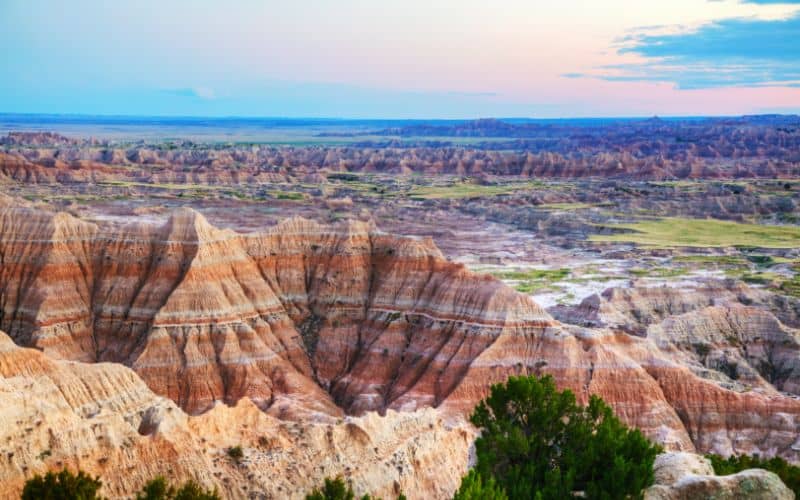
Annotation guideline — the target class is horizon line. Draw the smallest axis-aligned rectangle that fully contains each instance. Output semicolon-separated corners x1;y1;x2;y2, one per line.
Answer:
2;111;798;123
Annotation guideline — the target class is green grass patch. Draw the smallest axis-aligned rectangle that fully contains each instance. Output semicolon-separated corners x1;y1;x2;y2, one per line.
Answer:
273;191;306;201
408;181;543;200
672;255;749;266
739;272;780;285
492;269;570;281
490;268;570;294
649;180;704;189
591;217;800;249
779;277;800;298
99;180;223;191
537;202;594;210
628;267;688;278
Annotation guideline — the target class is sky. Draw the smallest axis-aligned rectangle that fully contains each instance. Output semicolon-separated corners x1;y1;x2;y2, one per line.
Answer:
1;0;799;118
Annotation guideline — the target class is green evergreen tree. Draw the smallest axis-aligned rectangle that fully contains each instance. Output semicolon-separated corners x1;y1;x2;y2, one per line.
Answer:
136;476;219;500
707;453;800;495
172;481;220;500
21;468;103;500
305;477;357;500
453;470;508;500
305;476;392;500
462;375;661;500
137;477;172;500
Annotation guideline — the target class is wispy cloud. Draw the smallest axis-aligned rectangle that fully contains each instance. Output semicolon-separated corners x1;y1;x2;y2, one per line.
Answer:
162;87;216;99
572;11;800;89
444;91;499;98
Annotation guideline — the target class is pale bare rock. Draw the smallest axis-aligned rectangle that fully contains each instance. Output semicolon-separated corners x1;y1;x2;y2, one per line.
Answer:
0;330;474;499
647;305;800;395
1;203;800;465
645;452;794;500
651;452;715;485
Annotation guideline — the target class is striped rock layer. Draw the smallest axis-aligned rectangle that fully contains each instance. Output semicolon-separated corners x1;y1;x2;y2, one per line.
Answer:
0;204;551;418
1;203;800;460
0;330;474;499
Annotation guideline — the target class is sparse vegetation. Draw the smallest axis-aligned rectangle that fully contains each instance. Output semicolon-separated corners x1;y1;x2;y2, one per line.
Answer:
715;359;740;380
137;476;220;500
454;470;508;500
274;191;306;201
591;217;800;249
692;342;711;358
303;476;408;500
457;375;661;499
227;445;244;463
22;468;103;500
629;267;688;278
779;275;800;298
21;470;220;500
304;477;385;500
490;268;570;294
408;181;542;200
707;454;800;495
536;202;594;210
740;271;779;285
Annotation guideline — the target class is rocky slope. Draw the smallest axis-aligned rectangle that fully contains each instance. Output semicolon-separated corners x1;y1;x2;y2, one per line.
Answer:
645;452;794;500
4;114;800;183
0;330;473;499
1;202;800;465
552;282;800;396
2;327;795;499
0;200;554;418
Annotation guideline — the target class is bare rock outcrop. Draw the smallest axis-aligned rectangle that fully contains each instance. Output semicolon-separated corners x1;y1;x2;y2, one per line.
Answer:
645;452;794;500
1;204;800;462
0;330;474;499
648;305;800;396
0;204;554;418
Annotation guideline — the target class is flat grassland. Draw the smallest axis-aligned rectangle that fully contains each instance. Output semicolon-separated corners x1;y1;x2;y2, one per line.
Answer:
591;217;800;249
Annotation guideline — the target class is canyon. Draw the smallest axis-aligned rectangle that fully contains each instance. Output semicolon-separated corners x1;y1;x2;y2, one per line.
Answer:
1;118;799;498
1;197;800;497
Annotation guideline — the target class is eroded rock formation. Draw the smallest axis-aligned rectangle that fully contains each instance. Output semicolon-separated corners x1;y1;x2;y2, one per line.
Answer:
1;202;800;467
0;330;473;499
645;452;794;500
0;201;554;418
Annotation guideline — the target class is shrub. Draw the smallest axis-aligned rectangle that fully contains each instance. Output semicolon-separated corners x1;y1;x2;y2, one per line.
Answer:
707;454;800;495
692;342;711;358
460;375;662;500
306;477;358;500
305;477;392;500
21;468;102;500
453;470;508;500
226;445;244;463
137;476;220;500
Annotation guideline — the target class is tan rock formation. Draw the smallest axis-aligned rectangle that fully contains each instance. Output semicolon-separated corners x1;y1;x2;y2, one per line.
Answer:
0;330;474;499
645;452;794;500
1;204;799;464
0;203;554;419
648;304;800;396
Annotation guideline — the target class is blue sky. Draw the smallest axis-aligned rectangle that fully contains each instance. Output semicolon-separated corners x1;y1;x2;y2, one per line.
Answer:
1;0;799;118
606;11;800;88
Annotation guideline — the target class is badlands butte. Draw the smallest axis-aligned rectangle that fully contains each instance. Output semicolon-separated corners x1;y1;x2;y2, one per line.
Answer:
2;201;800;498
1;117;800;498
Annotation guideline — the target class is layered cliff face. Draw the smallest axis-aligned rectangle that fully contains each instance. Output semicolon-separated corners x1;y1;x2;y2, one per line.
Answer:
1;202;800;465
648;305;800;396
0;202;553;418
1;326;796;499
